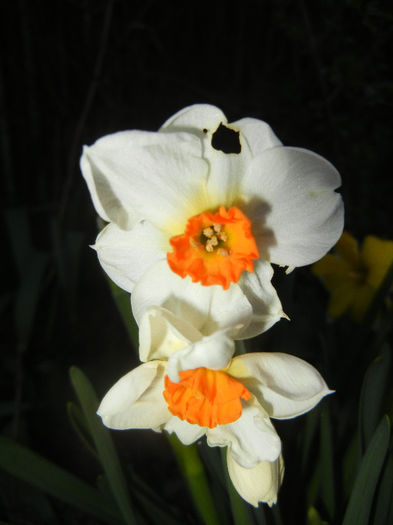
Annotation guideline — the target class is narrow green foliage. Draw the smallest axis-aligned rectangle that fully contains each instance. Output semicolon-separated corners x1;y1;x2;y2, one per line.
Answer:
69;366;137;525
66;401;98;459
107;279;139;350
373;452;393;525
359;345;391;451
307;506;329;525
0;436;121;524
343;416;390;525
319;407;335;521
168;434;222;525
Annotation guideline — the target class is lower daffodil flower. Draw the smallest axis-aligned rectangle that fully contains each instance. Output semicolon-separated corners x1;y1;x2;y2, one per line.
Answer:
312;231;393;321
98;308;332;506
81;104;343;337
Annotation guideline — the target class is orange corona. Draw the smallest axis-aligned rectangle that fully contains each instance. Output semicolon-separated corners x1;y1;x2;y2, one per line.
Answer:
163;368;251;428
167;206;259;289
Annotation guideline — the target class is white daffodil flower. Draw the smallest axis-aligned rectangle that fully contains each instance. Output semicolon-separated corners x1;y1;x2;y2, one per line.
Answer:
97;307;332;507
81;104;343;337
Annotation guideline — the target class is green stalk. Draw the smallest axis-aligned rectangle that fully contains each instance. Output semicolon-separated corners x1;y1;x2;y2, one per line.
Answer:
168;434;221;525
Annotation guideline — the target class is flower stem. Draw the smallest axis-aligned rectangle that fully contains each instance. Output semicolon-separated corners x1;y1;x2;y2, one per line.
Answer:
167;434;221;525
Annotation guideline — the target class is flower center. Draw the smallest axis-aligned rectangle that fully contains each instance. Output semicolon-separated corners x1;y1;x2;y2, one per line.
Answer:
167;206;259;289
163;367;251;428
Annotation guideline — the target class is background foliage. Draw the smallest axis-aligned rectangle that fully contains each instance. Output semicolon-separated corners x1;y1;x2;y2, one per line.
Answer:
1;1;392;524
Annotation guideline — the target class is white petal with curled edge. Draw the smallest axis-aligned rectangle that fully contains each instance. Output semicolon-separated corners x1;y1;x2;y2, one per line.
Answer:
139;306;202;363
237;260;285;339
206;401;281;468
160;103;227;135
241;146;344;267
94;221;167;293
232;117;283;157
97;361;170;430
82;130;209;232
164;416;207;445
228;353;333;419
167;328;235;383
227;450;284;507
131;260;253;336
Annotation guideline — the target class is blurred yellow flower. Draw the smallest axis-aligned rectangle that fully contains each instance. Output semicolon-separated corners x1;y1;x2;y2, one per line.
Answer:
312;231;393;321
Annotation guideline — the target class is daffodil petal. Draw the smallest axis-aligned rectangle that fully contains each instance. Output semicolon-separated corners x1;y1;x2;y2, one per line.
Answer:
361;235;393;288
82;130;209;231
233;117;282;156
94;221;167;292
164;416;207;445
237;260;285;339
206;402;281;468
312;254;353;285
226;450;284;507
241;147;344;267
97;361;170;430
167;329;235;383
227;353;332;419
139;306;202;362
131;260;253;337
160;103;227;134
327;281;358;317
334;231;360;266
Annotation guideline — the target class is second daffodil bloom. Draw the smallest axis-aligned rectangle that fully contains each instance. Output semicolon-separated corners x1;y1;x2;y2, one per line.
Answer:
97;307;332;507
81;104;344;337
313;231;393;321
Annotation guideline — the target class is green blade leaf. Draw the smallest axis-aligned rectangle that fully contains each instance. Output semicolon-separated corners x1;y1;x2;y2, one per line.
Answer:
373;452;393;525
359;345;391;451
107;279;139;350
69;366;137;525
343;416;390;525
319;406;335;521
0;436;121;524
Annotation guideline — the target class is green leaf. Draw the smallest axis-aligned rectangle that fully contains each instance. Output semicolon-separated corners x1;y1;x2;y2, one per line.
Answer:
343;416;390;525
107;279;139;350
359;345;391;451
319;407;335;521
373;452;393;525
168;434;222;525
307;506;329;525
67;401;98;459
69;366;137;525
0;436;121;524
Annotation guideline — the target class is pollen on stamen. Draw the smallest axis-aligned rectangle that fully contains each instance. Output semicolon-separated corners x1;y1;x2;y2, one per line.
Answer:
167;205;259;289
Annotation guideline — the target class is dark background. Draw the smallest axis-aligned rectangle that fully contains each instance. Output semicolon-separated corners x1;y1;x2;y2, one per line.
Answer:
1;1;392;523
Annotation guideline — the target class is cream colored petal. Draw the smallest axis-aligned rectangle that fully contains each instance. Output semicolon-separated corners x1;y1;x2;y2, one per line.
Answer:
206;401;281;468
241;147;344;267
233;117;282;156
160;103;227;135
227;450;284;507
82;130;209;232
228;353;332;419
94;221;167;293
237;261;285;339
164;417;207;445
139;306;202;362
167;328;235;383
97;361;170;430
131;260;253;337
